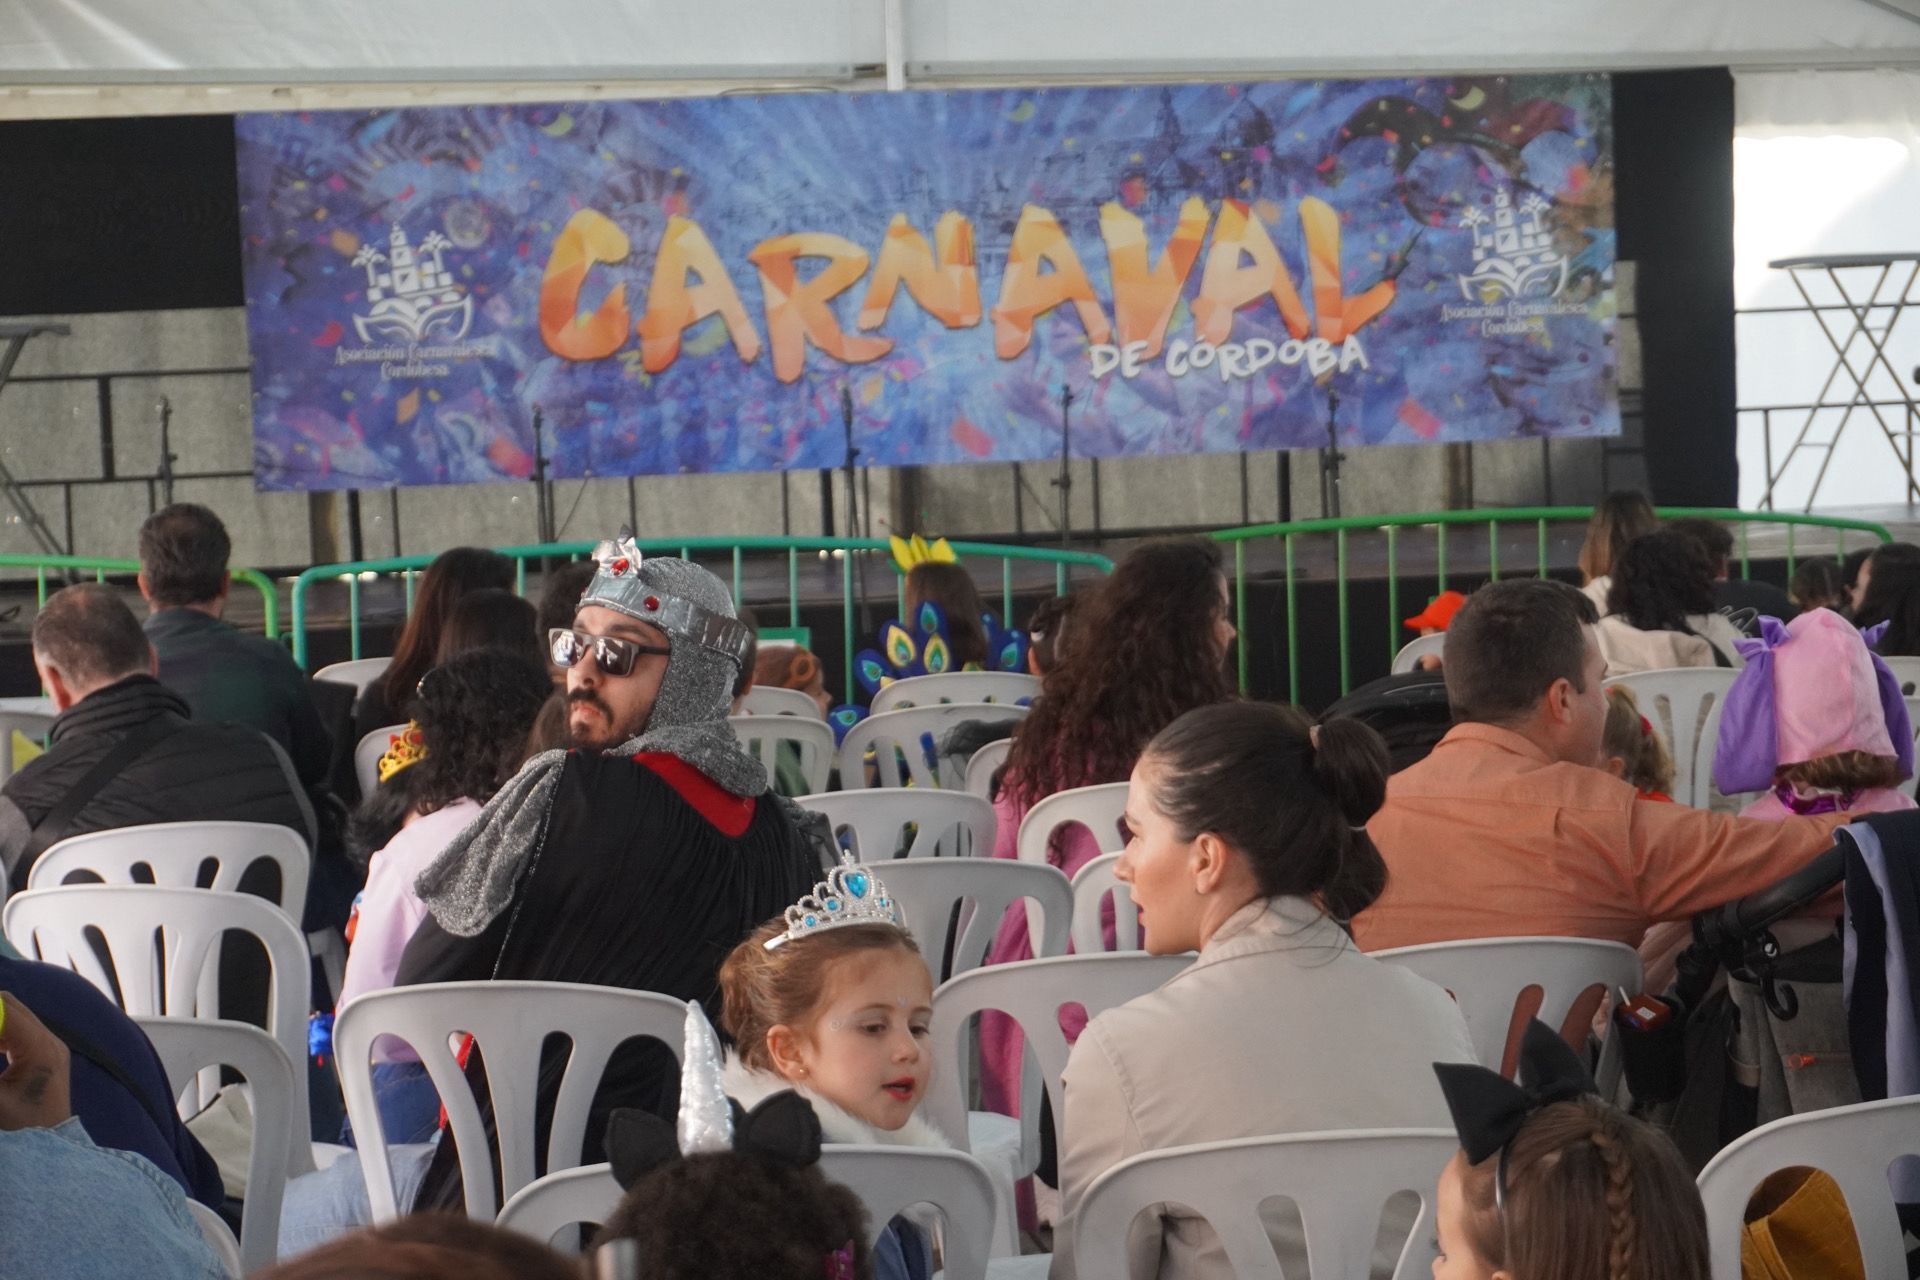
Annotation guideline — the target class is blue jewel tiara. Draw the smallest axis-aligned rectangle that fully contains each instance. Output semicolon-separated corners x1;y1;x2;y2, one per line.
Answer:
764;852;898;950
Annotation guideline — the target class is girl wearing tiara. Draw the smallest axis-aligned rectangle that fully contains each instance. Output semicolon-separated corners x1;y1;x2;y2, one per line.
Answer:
718;859;947;1280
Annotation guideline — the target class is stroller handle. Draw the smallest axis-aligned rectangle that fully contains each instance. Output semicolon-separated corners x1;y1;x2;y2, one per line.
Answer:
1690;832;1851;956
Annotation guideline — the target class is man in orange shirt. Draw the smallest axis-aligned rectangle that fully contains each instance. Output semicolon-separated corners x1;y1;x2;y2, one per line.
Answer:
1354;578;1843;953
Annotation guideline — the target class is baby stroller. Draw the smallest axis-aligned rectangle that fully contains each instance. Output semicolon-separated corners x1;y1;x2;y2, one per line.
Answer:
1644;812;1919;1175
1320;670;1451;773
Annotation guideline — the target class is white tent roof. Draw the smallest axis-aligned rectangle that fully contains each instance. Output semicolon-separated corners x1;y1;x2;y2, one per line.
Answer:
6;0;1920;88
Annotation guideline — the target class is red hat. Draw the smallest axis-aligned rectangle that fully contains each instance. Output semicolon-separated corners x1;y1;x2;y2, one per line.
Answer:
1403;590;1468;633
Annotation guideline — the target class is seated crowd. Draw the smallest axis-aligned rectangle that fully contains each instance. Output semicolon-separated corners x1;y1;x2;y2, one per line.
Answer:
3;495;1915;1280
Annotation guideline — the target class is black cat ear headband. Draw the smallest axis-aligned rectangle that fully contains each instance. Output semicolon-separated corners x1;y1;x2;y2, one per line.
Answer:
1431;1018;1597;1210
604;1091;823;1187
602;999;825;1183
591;1002;848;1280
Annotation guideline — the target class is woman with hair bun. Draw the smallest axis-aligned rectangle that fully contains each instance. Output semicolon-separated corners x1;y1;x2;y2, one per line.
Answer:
1050;701;1476;1280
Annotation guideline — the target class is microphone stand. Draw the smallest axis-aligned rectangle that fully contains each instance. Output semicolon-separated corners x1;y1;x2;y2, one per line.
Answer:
842;383;872;637
841;385;860;540
1319;384;1344;520
1051;383;1075;548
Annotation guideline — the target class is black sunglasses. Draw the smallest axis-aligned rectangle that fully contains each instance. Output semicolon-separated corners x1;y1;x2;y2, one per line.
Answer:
548;628;672;677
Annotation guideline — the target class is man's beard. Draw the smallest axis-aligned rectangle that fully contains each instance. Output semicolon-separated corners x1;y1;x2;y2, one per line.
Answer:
567;689;647;749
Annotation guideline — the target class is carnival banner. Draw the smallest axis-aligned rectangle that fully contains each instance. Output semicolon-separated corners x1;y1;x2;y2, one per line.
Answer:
236;76;1615;491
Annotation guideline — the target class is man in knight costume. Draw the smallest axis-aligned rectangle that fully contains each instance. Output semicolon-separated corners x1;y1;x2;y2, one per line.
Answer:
394;531;826;1213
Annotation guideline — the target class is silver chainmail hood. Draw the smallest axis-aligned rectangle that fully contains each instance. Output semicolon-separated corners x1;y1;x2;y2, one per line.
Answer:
413;542;768;936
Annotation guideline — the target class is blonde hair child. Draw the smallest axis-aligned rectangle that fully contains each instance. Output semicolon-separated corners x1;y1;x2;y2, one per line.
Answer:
718;908;947;1280
1602;685;1676;801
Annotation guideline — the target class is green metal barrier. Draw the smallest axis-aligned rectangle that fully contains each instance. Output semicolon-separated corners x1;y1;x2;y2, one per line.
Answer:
1209;507;1895;702
0;555;281;640
290;536;1111;696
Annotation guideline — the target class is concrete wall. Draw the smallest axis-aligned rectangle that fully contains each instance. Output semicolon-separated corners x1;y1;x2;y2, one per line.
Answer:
0;275;1639;568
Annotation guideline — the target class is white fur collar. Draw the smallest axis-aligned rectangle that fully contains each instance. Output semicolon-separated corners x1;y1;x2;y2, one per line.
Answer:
722;1055;950;1151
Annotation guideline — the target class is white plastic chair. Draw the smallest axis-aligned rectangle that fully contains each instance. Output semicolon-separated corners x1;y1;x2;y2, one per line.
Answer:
798;789;996;862
1073;1129;1458;1280
1604;667;1737;808
822;1146;999;1280
5;885;318;1169
32;820;311;915
30;819;341;1005
1391;633;1446;674
928;952;1193;1255
837;703;1029;790
0;709;54;784
1696;1095;1920;1280
1882;654;1920;696
137;1016;298;1275
964;737;1012;799
729;713;836;794
1372;937;1642;1083
314;657;393;692
882;859;1072;979
1070;853;1142;953
497;1146;1000;1279
332;981;688;1221
1904;694;1920;752
738;685;827;719
871;672;1040;714
189;1202;243;1279
355;723;411;800
495;1163;622;1247
1015;782;1128;948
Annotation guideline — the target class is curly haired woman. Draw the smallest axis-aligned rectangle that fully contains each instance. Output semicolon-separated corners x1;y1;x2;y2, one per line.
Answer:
977;539;1237;1187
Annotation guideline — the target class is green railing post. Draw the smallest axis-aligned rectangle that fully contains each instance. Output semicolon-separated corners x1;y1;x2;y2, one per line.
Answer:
1437;525;1448;592
1385;526;1399;669
842;551;855;702
1536;518;1548;578
1487;521;1500;581
348;574;362;661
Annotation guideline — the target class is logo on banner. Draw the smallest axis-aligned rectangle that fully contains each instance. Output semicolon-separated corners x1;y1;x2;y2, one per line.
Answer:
1457;191;1567;303
351;224;473;343
336;222;497;379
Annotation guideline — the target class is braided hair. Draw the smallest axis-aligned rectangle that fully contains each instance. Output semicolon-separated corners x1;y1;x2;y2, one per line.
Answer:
1457;1098;1708;1280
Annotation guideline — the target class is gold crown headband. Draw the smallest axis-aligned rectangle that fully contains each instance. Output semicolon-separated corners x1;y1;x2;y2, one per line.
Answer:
376;721;427;784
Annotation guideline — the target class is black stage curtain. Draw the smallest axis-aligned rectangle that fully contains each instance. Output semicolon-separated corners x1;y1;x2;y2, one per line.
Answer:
0;114;242;316
1614;67;1738;507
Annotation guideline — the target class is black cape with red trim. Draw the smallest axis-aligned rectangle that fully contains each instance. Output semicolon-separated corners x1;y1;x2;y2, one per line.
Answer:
394;748;821;1214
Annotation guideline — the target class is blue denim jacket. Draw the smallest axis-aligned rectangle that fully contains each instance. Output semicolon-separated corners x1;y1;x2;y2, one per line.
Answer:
0;1119;226;1279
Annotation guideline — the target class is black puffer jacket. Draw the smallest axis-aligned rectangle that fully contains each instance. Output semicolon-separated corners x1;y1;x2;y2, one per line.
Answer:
0;675;314;892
